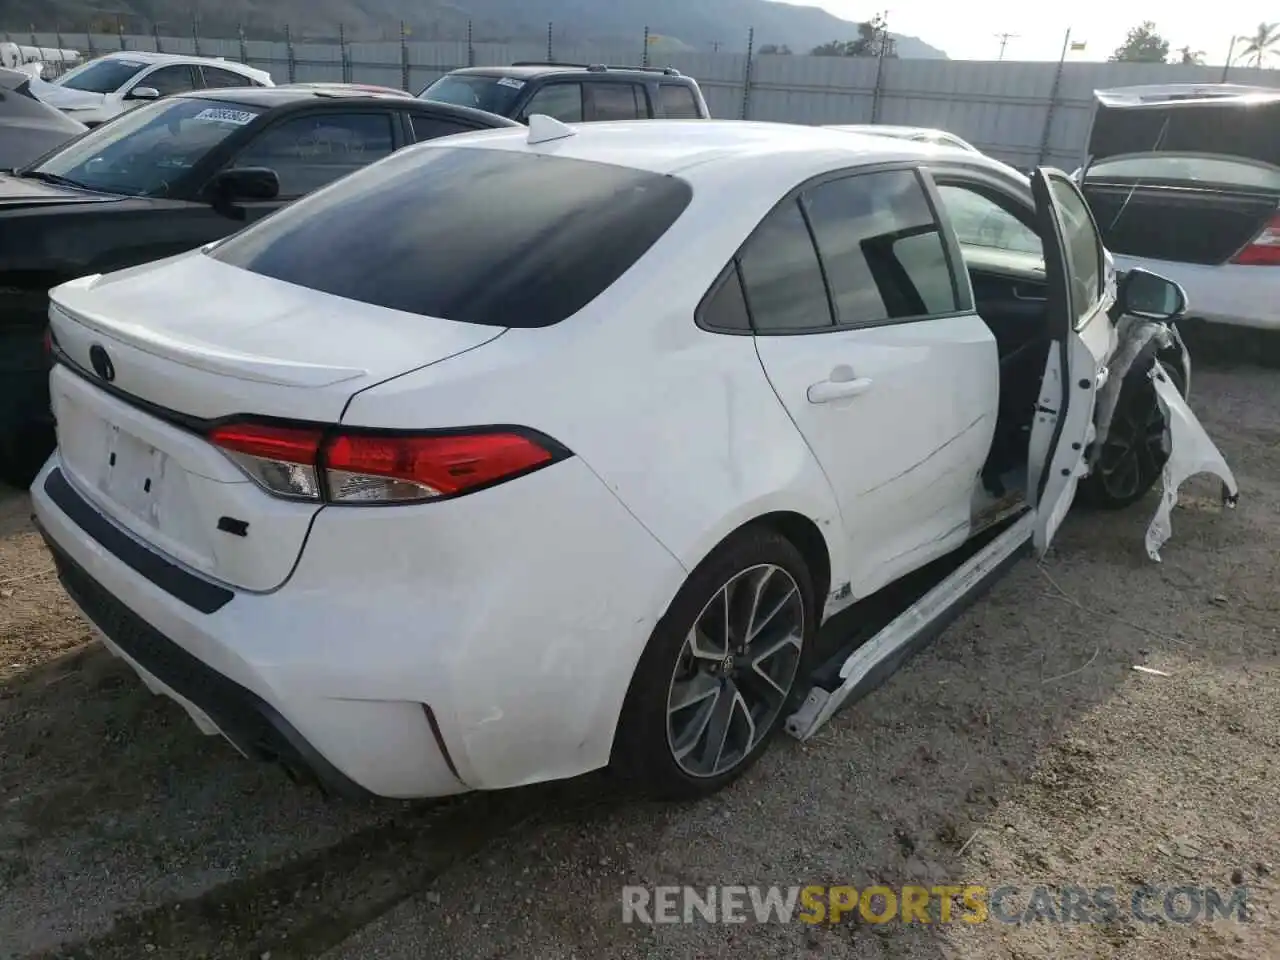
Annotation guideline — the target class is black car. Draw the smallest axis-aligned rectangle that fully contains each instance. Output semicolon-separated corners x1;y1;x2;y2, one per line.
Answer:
418;62;710;123
0;66;86;168
0;85;519;487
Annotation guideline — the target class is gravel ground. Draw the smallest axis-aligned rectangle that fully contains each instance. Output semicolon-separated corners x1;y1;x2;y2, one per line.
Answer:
0;363;1276;960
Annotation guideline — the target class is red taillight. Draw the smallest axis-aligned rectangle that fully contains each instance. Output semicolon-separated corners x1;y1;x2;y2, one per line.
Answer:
1231;213;1280;266
209;423;325;501
324;431;555;503
208;422;561;504
209;423;324;464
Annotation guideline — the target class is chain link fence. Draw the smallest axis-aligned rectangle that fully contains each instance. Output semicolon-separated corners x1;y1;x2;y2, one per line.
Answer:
9;20;1280;167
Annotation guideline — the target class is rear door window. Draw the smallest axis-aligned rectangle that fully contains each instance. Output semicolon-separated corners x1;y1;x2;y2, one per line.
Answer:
228;112;395;199
659;84;701;119
521;83;583;122
586;83;646;120
209;147;693;327
803;170;958;325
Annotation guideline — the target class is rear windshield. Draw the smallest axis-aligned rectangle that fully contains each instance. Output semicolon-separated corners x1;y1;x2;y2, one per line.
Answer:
56;58;148;93
209;146;694;327
1086;153;1280;191
419;74;525;116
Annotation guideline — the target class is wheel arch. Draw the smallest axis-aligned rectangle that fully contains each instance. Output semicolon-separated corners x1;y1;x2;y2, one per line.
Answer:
606;506;835;790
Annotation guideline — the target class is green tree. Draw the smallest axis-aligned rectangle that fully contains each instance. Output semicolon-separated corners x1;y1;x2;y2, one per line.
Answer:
1238;22;1280;67
1176;45;1205;65
1110;21;1170;62
809;15;895;58
758;43;792;55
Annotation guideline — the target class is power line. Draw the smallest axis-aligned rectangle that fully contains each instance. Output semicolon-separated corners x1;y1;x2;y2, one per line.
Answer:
994;32;1019;60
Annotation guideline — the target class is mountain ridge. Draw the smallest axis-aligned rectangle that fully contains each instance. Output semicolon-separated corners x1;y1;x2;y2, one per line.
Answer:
0;0;947;58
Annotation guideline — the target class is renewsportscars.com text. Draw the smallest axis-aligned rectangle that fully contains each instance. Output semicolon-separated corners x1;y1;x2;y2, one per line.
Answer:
621;884;1251;925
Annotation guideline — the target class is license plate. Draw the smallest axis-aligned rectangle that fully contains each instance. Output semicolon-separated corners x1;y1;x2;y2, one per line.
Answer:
101;424;167;524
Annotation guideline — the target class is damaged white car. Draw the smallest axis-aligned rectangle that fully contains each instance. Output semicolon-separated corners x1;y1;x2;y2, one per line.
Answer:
32;121;1237;801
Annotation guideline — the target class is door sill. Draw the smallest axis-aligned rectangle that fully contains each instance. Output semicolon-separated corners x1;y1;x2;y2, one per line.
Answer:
785;510;1033;741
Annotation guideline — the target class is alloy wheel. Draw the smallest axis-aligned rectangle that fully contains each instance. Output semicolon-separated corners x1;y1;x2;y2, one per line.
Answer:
1095;394;1167;501
665;564;805;778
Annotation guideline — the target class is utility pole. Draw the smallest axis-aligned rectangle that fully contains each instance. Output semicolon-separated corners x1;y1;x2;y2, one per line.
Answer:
994;32;1018;60
1222;35;1237;81
709;40;722;52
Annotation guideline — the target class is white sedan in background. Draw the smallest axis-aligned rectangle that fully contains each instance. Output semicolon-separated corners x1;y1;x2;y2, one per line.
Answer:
29;50;272;126
31;119;1236;802
1076;84;1280;337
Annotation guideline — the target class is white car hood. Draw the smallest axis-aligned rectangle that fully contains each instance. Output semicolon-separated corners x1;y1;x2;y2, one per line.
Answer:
27;76;105;110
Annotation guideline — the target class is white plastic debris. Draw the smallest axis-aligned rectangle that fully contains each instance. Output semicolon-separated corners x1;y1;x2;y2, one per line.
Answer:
1144;362;1239;562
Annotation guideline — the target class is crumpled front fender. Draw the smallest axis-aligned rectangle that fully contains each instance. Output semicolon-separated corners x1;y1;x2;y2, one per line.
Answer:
1145;362;1239;562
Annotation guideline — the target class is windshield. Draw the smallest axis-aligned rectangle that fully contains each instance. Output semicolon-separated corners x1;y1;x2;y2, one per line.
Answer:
1085;152;1280;191
55;58;148;94
27;97;264;196
419;75;524;115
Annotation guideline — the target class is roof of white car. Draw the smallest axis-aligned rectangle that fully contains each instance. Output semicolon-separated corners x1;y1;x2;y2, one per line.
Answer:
89;50;271;78
827;123;976;146
431;119;980;179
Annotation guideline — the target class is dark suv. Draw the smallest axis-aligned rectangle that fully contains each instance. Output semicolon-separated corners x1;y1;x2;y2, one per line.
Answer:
417;62;710;123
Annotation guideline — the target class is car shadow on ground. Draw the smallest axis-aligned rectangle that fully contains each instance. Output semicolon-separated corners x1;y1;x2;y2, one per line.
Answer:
0;366;1276;959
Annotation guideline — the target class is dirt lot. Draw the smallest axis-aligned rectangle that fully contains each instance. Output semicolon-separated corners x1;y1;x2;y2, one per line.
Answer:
1;363;1277;960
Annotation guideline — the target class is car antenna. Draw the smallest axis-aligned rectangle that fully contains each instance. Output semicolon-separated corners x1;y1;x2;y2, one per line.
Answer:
526;113;576;145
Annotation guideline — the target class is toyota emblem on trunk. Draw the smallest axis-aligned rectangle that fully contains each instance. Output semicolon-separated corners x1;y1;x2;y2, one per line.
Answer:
89;344;115;382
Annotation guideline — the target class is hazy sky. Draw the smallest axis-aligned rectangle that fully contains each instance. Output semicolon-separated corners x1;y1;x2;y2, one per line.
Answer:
796;0;1276;63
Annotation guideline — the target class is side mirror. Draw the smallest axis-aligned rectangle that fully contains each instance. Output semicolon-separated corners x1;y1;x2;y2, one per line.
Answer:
1117;268;1187;322
207;166;280;204
127;86;160;101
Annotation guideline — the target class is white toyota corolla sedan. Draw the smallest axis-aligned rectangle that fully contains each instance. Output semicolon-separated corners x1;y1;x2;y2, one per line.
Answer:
31;118;1236;801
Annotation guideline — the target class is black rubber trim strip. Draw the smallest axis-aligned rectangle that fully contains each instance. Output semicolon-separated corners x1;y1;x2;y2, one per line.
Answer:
43;467;234;614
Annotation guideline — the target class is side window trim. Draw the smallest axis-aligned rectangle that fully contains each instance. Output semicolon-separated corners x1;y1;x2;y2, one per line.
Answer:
1055;177;1106;316
520;81;583;122
695;260;754;336
803;167;967;332
405;110;477;144
584;81;646;121
925;164;1046;300
738;198;836;335
130;63;197;96
698;161;978;339
226;109;397;200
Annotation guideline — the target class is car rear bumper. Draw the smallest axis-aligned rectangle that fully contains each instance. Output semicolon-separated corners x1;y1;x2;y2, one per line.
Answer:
39;527;375;798
1112;253;1280;331
31;452;685;798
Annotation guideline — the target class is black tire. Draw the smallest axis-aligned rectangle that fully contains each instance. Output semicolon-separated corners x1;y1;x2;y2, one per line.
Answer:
0;422;55;491
1077;357;1186;511
611;526;817;800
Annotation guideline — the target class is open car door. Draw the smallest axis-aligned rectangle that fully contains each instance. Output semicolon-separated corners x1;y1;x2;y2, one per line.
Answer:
1026;167;1118;556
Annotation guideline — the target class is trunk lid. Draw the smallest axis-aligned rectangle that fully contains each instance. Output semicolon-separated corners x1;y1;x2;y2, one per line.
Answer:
48;251;506;592
1082;85;1280;264
1086;85;1280;168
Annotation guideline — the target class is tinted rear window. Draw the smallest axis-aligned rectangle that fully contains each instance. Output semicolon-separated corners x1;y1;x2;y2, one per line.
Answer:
209;147;693;327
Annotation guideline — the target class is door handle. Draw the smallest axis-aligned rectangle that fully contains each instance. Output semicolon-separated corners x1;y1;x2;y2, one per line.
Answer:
807;365;873;404
1012;286;1047;302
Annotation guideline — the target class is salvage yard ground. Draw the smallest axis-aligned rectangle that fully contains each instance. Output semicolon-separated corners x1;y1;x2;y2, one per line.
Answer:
1;364;1277;960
